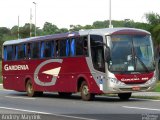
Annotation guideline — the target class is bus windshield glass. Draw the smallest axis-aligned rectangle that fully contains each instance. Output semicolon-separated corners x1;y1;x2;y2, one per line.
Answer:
108;34;155;73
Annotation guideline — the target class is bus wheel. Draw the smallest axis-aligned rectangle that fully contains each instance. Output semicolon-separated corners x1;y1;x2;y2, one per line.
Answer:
118;93;132;100
26;80;36;97
58;92;72;98
80;81;95;101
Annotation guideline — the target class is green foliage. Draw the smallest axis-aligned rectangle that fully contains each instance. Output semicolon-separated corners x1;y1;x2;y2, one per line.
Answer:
0;61;2;83
69;25;83;31
43;22;59;35
145;12;160;25
145;12;160;45
154;81;160;92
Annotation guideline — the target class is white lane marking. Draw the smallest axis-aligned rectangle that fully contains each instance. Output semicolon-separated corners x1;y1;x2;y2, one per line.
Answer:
123;106;160;111
0;106;97;120
5;96;36;100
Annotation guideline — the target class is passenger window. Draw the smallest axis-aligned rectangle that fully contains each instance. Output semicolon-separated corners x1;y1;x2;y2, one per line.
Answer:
76;36;88;56
55;40;60;57
70;38;75;56
83;37;88;56
17;44;25;59
32;42;40;59
6;46;13;60
41;41;53;58
60;39;67;57
12;45;17;60
26;43;31;59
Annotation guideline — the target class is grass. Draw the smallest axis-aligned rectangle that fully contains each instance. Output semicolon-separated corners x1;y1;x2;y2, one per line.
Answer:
154;81;160;92
0;61;2;84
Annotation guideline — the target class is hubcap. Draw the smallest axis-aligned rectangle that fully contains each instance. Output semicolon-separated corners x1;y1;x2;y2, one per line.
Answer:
83;85;89;96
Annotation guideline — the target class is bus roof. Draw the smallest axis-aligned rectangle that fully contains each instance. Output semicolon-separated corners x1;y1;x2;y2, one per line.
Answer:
3;27;150;46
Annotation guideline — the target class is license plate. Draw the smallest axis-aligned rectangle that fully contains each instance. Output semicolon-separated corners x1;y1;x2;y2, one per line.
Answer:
132;86;140;91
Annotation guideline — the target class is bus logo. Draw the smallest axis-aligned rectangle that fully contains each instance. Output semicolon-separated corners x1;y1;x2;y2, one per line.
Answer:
4;64;29;71
42;67;61;77
34;59;63;86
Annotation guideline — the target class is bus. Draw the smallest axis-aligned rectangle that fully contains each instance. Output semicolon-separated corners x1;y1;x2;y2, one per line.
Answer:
2;28;158;101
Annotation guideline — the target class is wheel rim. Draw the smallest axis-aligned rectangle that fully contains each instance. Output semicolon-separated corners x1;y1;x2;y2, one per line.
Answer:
82;85;89;96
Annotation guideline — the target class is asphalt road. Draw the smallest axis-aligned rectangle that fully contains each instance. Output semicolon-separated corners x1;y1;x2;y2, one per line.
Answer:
0;89;160;120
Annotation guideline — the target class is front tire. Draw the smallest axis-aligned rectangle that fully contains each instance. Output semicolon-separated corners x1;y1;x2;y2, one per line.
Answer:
80;81;95;101
118;93;132;100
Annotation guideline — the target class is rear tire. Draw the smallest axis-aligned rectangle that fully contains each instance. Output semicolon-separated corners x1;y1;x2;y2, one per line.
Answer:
26;80;36;97
118;93;132;100
80;81;95;101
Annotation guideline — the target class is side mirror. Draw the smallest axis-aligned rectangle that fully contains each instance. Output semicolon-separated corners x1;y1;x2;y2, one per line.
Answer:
105;47;111;63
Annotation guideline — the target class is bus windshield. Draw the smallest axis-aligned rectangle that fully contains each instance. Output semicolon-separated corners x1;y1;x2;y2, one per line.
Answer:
108;35;155;73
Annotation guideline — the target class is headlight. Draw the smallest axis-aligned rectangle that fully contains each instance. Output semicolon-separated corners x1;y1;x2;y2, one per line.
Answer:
108;77;125;86
145;76;157;85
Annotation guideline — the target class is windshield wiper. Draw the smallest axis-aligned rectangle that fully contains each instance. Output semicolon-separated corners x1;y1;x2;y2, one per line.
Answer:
135;55;149;73
130;39;150;73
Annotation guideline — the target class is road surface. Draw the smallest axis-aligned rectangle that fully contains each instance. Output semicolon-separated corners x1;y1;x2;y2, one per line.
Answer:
0;89;160;120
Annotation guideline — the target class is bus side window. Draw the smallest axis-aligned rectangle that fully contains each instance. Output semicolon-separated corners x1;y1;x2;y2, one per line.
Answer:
41;42;45;58
55;40;60;57
60;39;67;57
51;41;54;57
17;44;25;60
6;46;13;60
12;45;17;60
83;37;88;56
32;42;40;59
76;38;83;56
70;38;75;56
27;43;31;59
76;36;88;56
66;39;70;56
3;46;7;61
40;41;51;58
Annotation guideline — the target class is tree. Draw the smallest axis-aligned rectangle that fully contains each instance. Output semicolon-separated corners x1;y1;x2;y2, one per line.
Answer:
69;25;83;31
145;12;160;47
0;27;10;39
145;12;160;25
43;22;59;35
58;28;69;33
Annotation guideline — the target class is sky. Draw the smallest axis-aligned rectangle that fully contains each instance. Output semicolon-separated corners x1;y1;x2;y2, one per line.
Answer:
0;0;160;29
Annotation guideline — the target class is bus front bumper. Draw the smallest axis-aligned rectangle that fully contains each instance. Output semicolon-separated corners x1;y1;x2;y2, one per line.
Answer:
104;76;157;94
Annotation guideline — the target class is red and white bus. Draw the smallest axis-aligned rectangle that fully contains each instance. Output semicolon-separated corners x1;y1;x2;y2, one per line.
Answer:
2;28;158;101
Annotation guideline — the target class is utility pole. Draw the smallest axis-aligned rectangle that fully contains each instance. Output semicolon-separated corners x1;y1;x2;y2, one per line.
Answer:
109;0;113;28
30;8;32;37
33;2;37;36
18;16;20;39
